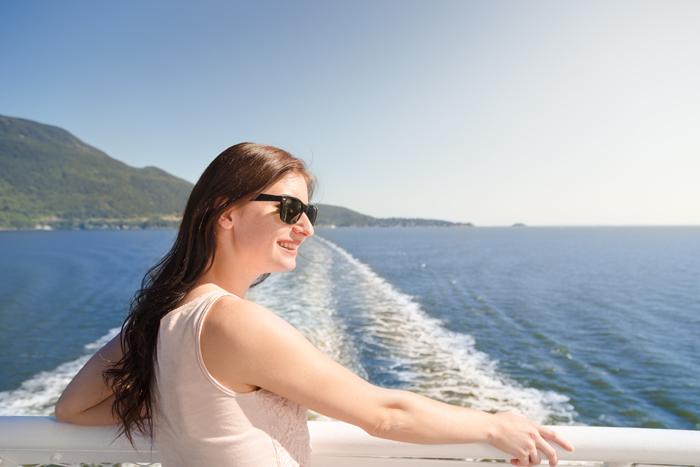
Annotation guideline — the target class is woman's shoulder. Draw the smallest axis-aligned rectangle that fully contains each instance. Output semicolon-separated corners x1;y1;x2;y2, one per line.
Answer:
209;294;287;331
202;293;305;389
200;294;267;394
205;294;310;365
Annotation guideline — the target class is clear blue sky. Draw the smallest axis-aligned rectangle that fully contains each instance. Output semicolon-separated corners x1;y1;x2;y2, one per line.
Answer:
2;0;698;226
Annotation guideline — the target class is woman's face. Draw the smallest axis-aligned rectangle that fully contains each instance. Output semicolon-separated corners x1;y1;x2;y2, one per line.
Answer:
229;172;315;275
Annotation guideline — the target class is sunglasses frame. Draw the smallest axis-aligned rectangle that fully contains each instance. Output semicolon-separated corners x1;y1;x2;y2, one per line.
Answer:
250;193;318;226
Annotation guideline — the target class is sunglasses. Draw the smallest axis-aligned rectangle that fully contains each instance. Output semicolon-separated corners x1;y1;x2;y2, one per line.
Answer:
250;193;318;226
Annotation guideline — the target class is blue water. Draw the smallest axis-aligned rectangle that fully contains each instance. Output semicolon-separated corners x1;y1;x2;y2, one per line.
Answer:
0;227;698;430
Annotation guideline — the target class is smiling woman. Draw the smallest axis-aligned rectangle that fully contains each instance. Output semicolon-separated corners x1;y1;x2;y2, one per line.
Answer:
55;142;573;467
56;142;321;465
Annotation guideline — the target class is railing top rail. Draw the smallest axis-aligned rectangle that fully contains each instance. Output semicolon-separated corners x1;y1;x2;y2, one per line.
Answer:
0;416;698;466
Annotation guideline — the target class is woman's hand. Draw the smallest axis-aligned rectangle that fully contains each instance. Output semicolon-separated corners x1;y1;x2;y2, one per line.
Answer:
486;410;575;467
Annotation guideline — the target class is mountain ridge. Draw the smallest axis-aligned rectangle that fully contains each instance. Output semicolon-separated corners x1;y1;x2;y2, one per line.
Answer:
0;115;472;230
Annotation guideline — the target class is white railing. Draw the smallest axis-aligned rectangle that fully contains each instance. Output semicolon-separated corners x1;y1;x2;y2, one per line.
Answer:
0;416;698;467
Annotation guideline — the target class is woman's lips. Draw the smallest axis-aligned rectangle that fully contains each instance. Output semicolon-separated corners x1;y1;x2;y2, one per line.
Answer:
278;241;298;254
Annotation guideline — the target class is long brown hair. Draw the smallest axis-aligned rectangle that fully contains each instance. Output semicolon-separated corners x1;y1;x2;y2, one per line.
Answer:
103;142;316;449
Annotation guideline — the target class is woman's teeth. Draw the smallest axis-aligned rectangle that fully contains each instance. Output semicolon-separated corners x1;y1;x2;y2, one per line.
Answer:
279;242;296;250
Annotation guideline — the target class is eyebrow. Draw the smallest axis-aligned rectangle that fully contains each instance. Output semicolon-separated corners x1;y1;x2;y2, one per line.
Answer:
281;193;312;204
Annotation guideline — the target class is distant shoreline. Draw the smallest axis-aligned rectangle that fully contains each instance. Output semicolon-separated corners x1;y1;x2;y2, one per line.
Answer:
1;223;698;232
0;223;471;232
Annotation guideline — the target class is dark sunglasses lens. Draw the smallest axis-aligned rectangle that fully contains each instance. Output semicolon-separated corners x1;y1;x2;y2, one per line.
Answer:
282;198;303;224
308;206;318;225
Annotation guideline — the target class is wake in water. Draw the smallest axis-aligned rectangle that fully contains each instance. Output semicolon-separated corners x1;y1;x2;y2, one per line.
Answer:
1;234;577;426
254;235;578;425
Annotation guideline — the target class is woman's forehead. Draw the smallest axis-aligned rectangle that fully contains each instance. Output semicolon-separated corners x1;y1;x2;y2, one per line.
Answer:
266;173;309;201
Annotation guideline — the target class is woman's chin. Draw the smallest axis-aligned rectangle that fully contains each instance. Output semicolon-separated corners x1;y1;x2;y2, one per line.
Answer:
274;245;298;269
269;256;296;272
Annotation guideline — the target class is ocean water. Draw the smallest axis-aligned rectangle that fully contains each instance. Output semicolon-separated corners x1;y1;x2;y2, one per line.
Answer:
0;226;698;430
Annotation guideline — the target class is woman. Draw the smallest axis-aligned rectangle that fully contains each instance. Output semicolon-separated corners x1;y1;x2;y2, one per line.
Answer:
55;142;575;466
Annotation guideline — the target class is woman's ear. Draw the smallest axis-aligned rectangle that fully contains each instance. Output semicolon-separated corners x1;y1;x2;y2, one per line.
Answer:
218;208;235;230
215;197;240;231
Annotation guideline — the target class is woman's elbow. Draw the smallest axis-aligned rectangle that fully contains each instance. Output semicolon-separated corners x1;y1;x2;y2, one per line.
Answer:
366;388;411;437
54;403;75;423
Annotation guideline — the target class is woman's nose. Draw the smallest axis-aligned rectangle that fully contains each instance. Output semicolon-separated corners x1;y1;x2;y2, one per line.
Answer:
294;213;314;237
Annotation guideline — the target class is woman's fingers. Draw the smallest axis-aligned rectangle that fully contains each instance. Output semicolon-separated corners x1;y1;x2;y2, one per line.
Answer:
535;433;559;467
539;426;575;452
502;420;575;467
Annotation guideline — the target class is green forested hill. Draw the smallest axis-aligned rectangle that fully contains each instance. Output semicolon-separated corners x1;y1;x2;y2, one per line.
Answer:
0;115;193;228
315;203;471;227
0;115;470;229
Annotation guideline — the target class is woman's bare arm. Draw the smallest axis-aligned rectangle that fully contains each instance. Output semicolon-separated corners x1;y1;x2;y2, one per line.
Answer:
54;332;123;424
369;388;492;444
204;297;574;466
55;393;120;426
376;390;575;466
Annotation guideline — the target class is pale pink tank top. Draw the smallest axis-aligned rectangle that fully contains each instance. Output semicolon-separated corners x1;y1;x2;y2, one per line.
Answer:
152;288;312;466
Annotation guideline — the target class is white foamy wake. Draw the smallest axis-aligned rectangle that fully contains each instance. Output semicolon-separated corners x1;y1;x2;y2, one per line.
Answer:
310;235;578;425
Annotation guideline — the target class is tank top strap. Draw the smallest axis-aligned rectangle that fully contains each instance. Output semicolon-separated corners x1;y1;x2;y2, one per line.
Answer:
205;286;241;303
195;287;241;309
192;287;242;333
